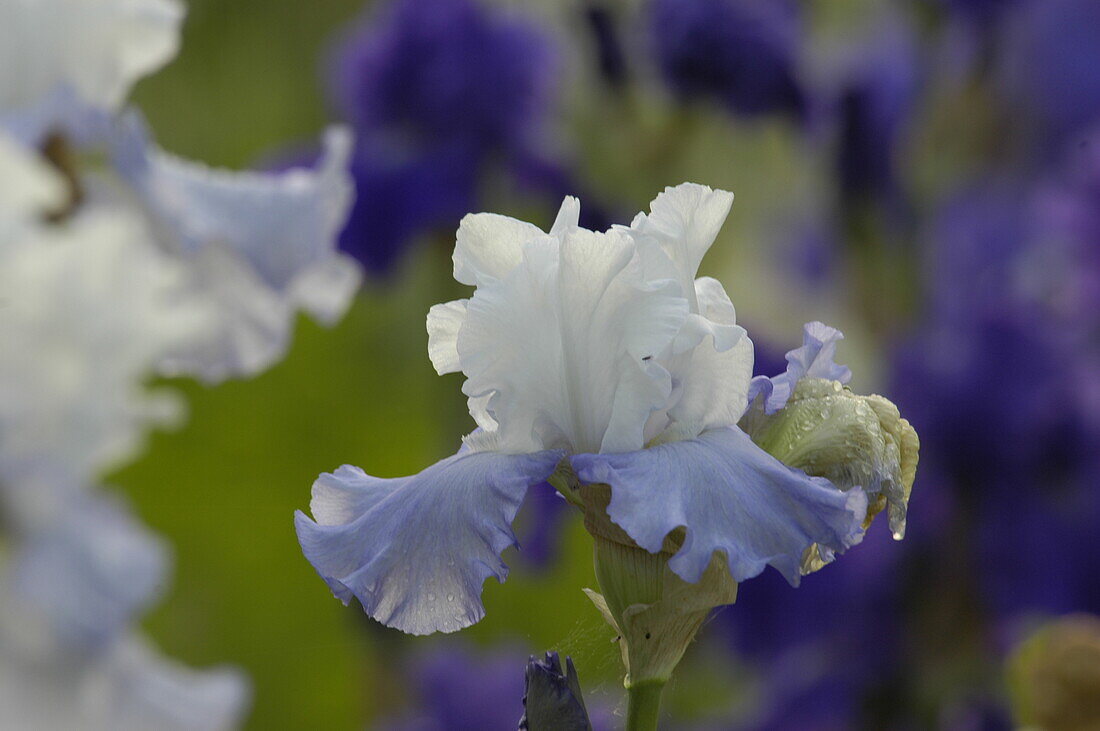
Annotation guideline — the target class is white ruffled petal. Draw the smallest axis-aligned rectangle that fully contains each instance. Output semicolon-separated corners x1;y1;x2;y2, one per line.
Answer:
452;196;581;287
0;0;183;112
453;213;544;287
456;229;688;454
548;195;580;236
426;299;469;375
625;182;735;307
665;277;753;433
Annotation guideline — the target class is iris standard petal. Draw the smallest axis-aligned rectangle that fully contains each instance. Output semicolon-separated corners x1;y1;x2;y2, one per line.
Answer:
625;182;735;306
453;212;545;287
664;277;753;433
451;195;579;287
571;426;867;586
748;321;852;414
295;448;564;635
456;230;688;454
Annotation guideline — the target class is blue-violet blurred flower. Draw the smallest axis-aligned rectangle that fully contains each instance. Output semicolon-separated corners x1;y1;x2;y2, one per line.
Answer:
997;0;1100;153
835;18;920;209
648;0;805;118
328;0;557;273
330;0;554;154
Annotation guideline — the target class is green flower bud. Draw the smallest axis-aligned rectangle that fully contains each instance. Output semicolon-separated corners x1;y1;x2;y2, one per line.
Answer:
740;378;919;569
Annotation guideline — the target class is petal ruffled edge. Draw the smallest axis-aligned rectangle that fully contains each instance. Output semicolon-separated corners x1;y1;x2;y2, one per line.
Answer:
630;183;734;281
748;321;853;414
572;426;866;587
426;298;468;375
451;196;580;287
295;448;564;635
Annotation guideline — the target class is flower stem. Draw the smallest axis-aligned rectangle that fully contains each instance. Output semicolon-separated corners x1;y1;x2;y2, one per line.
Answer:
626;680;665;731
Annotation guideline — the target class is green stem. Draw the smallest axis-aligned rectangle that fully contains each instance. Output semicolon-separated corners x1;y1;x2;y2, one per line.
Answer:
625;680;665;731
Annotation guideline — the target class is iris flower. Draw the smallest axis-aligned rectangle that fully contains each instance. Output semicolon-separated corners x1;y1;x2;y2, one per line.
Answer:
297;183;915;636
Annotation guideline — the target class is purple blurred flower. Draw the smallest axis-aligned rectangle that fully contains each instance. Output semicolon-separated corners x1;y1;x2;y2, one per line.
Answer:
836;19;921;208
510;482;570;570
891;173;1100;620
997;0;1100;153
893;316;1098;619
938;0;1018;27
372;645;525;731
1033;128;1100;342
648;0;805;118
717;501;907;729
331;0;554;153
326;0;562;274
340;143;479;273
507;150;620;233
372;645;614;731
918;184;1031;323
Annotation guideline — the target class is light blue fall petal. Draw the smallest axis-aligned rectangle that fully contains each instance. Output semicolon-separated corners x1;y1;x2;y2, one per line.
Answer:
295;448;564;635
571;426;866;586
747;321;852;414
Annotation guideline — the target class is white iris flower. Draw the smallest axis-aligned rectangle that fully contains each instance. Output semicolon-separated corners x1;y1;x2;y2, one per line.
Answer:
297;185;910;636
